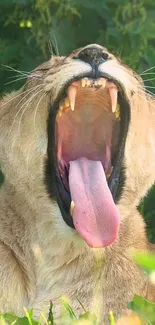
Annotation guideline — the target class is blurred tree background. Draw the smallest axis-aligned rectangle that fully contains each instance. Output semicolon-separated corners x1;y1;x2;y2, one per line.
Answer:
0;0;155;241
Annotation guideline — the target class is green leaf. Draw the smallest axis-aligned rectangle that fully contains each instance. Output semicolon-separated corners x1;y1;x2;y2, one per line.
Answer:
60;296;76;320
79;312;97;324
48;301;54;325
0;310;39;325
128;295;155;324
132;251;155;275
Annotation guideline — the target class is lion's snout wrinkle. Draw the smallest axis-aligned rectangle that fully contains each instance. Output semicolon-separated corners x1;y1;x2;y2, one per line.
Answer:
0;43;155;324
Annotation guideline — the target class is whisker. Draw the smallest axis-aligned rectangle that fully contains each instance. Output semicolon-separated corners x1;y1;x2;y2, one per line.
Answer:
140;65;155;74
143;78;155;82
8;84;42;137
48;39;54;57
26;93;46;178
4;76;28;86
11;87;44;150
33;93;46;132
50;34;59;56
17;87;44;135
1;64;29;76
139;86;155;97
0;83;42;109
140;72;155;76
4;73;42;86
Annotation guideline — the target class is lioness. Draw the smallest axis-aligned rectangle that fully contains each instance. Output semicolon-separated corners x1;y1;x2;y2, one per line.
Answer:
0;44;155;324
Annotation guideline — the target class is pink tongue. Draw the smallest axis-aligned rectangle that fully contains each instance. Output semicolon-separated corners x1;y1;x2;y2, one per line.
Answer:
69;158;120;248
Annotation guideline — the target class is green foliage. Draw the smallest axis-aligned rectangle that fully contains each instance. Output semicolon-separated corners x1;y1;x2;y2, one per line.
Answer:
139;186;155;243
0;309;38;325
133;251;155;275
129;251;155;324
128;295;155;324
0;0;155;240
0;252;155;324
1;0;155;94
0;300;98;325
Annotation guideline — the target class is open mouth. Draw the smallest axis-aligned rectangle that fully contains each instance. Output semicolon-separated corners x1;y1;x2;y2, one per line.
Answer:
47;74;130;248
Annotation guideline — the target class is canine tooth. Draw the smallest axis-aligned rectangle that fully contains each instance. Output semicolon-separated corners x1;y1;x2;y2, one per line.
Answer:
108;87;118;113
67;85;77;111
70;201;75;216
65;98;70;107
59;104;64;111
81;78;87;87
116;111;120;120
58;111;62;117
106;167;113;179
116;103;120;112
115;104;120;119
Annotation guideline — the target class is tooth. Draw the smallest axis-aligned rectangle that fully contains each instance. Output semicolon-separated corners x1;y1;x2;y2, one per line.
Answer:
59;104;64;111
115;104;120;119
106;167;113;179
65;98;70;107
108;87;118;113
101;78;107;88
58;111;62;117
98;79;103;86
98;78;106;87
116;103;120;112
70;201;75;216
94;80;98;86
86;79;91;87
81;78;87;87
67;85;77;111
116;111;120;120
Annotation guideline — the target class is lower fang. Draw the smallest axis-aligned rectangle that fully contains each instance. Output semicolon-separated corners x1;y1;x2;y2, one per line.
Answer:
106;167;113;179
65;98;70;107
70;201;75;217
116;111;120;120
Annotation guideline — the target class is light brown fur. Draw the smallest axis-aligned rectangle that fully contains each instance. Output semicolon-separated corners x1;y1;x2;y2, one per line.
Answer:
0;44;155;324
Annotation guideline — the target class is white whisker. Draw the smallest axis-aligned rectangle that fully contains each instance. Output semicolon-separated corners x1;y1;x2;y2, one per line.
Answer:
50;34;59;56
139;86;155;98
143;78;155;82
8;84;42;138
140;65;155;74
17;87;44;136
0;84;41;109
140;72;155;76
11;87;44;150
33;93;46;133
2;64;29;76
4;76;28;86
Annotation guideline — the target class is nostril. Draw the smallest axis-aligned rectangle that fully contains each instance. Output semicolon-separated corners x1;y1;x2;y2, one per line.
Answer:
78;51;90;63
76;47;110;67
101;52;109;61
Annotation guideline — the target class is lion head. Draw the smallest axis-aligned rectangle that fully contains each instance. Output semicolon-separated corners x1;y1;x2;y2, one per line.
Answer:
1;44;155;250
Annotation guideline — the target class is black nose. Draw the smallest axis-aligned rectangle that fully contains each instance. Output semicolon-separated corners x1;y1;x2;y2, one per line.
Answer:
77;46;109;67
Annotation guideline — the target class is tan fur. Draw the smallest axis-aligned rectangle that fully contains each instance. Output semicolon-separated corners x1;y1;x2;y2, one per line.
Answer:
0;44;155;324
